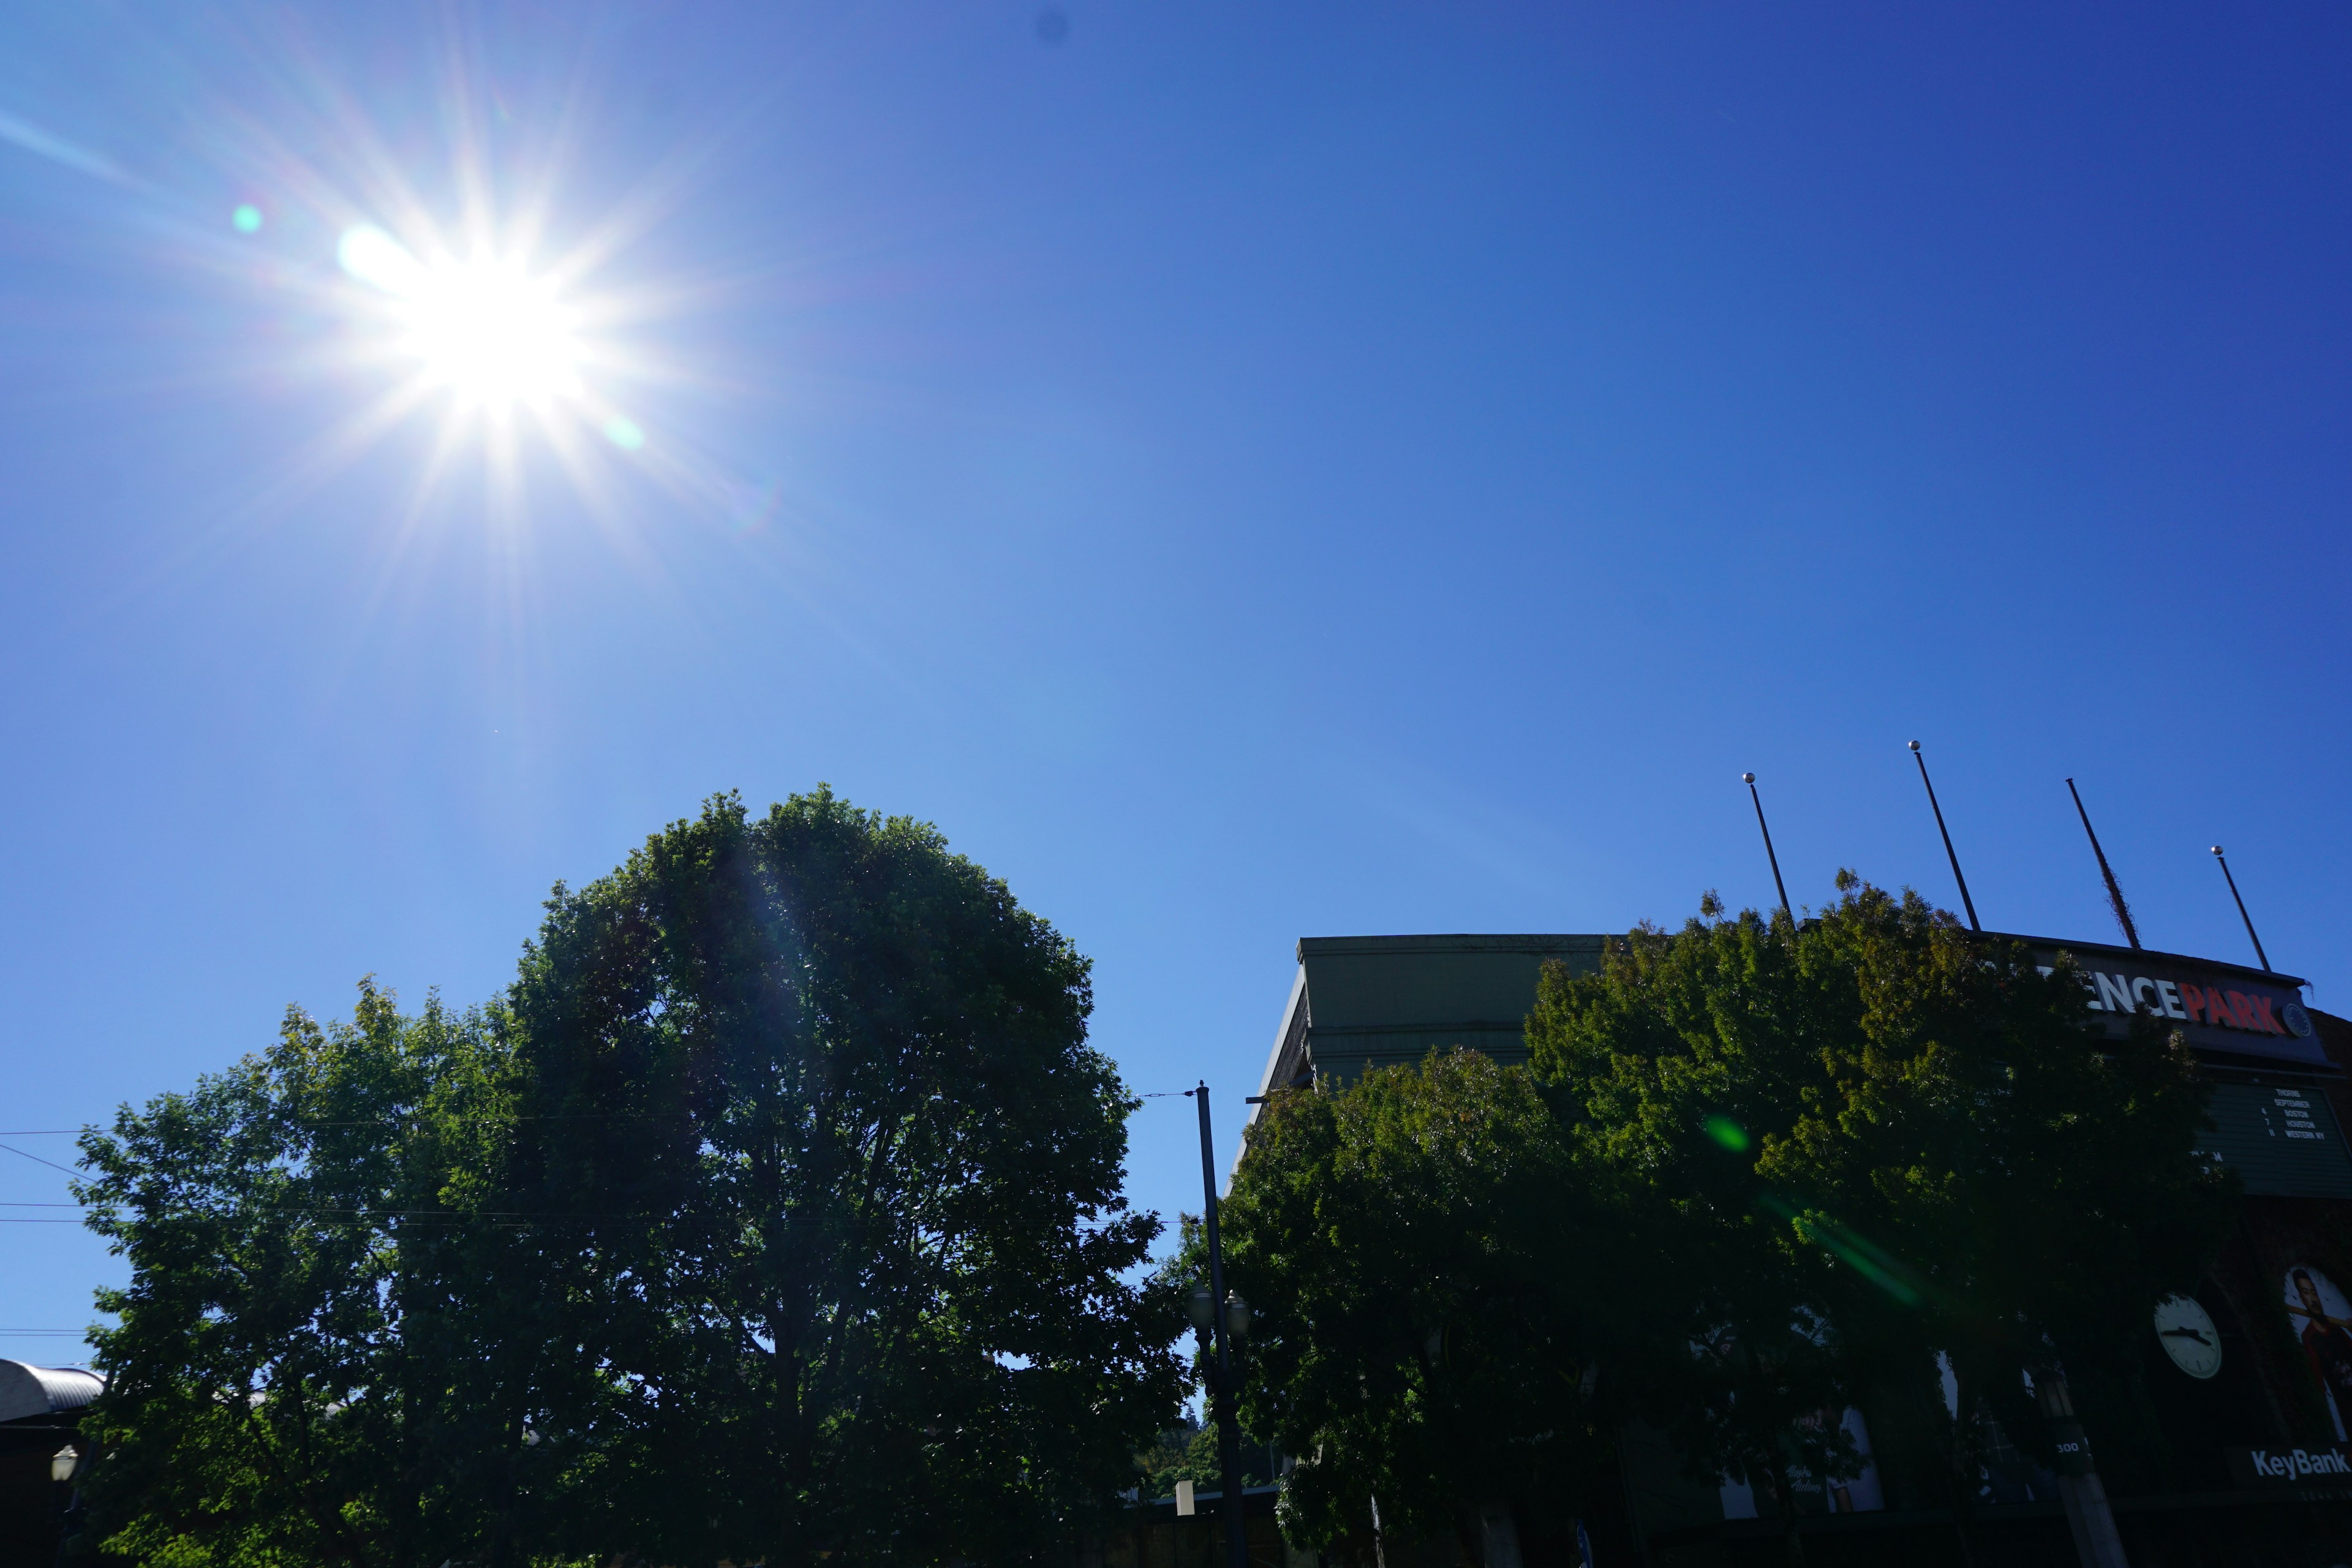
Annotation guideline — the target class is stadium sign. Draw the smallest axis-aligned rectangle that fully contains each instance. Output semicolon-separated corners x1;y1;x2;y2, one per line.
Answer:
2021;938;2326;1069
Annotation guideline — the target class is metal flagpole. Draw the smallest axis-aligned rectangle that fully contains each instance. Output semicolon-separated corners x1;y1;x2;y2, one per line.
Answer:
2211;846;2274;973
1908;742;1980;931
2066;778;2140;951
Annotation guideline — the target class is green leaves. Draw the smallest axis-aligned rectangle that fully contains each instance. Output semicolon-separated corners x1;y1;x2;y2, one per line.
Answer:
486;788;1183;1567
1528;880;2234;1509
75;982;524;1568
75;789;1183;1568
1219;1050;1612;1549
1227;880;2234;1547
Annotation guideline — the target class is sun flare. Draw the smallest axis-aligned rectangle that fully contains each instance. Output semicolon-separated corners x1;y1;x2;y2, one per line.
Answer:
338;224;583;409
117;27;751;567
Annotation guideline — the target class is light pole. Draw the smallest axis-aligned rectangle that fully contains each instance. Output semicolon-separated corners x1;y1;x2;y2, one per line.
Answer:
1188;1082;1251;1568
1741;773;1792;922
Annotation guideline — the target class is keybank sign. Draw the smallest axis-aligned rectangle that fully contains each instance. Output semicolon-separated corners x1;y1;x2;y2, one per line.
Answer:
2248;1448;2352;1477
2022;940;2328;1069
2230;1446;2352;1491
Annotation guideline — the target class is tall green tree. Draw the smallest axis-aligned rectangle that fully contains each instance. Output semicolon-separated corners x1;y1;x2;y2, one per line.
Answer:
1527;880;2233;1547
1216;1049;1615;1558
490;788;1182;1568
73;982;547;1568
1523;898;1868;1556
74;788;1181;1568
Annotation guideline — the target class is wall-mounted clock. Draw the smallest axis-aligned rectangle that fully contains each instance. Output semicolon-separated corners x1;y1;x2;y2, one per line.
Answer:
2154;1295;2222;1379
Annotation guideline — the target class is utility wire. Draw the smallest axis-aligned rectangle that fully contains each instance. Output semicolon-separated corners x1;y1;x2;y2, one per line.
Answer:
0;1142;78;1175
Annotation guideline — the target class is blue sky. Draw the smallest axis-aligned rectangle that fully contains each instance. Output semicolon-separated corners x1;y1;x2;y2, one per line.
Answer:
2;3;2347;1356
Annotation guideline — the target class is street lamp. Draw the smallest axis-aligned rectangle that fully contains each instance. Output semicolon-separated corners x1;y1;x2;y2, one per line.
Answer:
51;1442;88;1554
1188;1284;1252;1340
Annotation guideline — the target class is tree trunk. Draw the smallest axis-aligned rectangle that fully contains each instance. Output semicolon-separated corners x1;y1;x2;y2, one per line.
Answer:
1477;1501;1522;1568
1945;1366;1978;1568
1774;1463;1808;1568
775;1325;811;1568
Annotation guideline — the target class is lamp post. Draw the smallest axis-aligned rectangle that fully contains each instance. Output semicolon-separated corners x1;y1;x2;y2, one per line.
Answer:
1188;1082;1251;1568
1741;773;1792;922
52;1442;86;1560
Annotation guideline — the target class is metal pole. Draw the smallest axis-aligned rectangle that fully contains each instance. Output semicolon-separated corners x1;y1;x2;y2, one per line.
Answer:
2065;778;2140;951
1741;773;1792;922
1193;1083;1250;1568
1908;742;1980;931
2211;846;2273;973
2036;1370;2129;1568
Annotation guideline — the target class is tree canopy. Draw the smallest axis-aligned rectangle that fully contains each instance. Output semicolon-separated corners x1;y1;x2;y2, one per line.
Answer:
75;788;1182;1568
73;838;2237;1566
1218;1049;1615;1554
75;982;523;1568
1528;880;2232;1521
494;788;1180;1567
1222;880;2234;1557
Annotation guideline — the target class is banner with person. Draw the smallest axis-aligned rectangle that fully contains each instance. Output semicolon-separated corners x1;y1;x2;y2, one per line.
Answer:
2285;1266;2352;1440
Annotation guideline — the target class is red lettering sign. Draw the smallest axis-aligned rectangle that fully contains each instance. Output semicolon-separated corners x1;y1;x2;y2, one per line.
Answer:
2088;973;2290;1039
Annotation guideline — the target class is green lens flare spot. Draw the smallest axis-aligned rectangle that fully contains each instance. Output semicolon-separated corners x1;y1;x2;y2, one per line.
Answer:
1703;1115;1750;1153
232;204;263;234
603;416;646;451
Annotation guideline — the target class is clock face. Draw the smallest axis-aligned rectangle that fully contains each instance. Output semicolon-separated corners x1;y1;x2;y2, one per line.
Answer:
2154;1295;2223;1379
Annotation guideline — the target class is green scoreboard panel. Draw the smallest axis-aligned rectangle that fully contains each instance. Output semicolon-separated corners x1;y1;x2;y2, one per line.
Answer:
2196;1083;2352;1199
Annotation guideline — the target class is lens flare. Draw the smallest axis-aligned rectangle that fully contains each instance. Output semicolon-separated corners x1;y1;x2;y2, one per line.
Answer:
336;224;424;293
337;223;581;407
179;39;752;563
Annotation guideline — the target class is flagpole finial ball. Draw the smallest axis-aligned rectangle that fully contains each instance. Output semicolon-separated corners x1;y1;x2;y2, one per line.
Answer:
2212;846;2225;856
1908;740;1921;752
1741;772;1755;784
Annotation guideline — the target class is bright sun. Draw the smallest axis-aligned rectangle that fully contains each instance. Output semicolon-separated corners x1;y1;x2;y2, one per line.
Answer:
338;224;582;409
405;263;578;404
